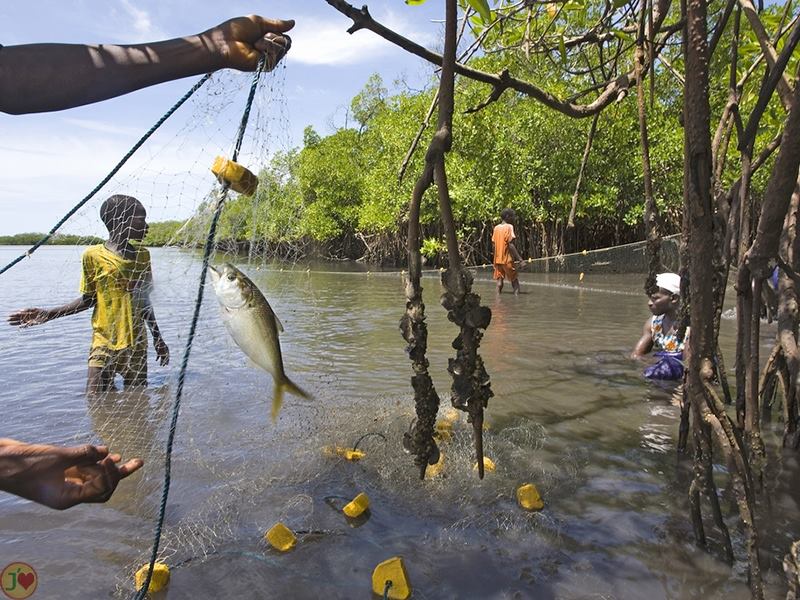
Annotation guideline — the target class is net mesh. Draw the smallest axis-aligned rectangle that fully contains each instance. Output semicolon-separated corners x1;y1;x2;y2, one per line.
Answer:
496;234;681;275
0;65;315;596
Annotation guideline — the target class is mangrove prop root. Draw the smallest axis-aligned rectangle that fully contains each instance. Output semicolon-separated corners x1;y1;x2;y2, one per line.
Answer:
398;0;460;479
689;418;707;548
700;414;735;563
758;342;783;420
400;270;442;478
715;342;733;405
441;267;493;478
702;382;763;598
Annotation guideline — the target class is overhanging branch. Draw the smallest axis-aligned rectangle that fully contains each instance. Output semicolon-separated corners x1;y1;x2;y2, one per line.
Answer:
326;0;675;118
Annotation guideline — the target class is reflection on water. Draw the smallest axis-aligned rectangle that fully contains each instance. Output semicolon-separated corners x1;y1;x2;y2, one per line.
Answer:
0;246;796;599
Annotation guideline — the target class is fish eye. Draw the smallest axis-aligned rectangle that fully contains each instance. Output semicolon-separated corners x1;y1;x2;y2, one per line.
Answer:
227;274;236;281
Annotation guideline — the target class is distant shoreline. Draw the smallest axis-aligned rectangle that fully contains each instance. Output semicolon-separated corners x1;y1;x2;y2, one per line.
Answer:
0;233;104;245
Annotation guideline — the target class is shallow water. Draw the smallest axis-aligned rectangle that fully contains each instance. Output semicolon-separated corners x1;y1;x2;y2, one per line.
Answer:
0;246;797;599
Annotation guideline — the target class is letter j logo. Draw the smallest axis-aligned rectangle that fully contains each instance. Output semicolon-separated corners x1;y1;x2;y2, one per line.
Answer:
1;563;37;599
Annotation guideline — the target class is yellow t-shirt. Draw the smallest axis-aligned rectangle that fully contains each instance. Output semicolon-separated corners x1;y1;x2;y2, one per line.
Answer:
80;244;152;352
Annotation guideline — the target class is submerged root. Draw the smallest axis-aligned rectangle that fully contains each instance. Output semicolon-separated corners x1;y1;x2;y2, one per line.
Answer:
441;267;493;478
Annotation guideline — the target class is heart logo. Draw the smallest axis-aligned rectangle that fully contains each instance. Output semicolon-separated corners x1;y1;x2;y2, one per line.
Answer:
17;572;34;590
1;562;37;598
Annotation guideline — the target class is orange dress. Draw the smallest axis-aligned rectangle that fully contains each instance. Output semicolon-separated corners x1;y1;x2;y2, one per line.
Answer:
492;222;517;281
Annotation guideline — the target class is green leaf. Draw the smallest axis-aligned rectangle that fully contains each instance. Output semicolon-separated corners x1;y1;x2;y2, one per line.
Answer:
467;0;492;23
405;0;427;5
558;34;567;64
612;29;632;41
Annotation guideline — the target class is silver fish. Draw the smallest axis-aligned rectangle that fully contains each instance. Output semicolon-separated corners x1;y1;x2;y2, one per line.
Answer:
209;263;310;420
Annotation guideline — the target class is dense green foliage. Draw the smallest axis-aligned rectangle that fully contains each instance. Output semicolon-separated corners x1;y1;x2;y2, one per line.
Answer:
203;69;686;262
142;220;185;246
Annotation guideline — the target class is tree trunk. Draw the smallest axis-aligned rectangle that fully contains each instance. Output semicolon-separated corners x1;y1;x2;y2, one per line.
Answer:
683;0;763;593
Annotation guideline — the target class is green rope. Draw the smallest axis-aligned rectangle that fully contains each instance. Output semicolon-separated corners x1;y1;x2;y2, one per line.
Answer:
134;56;265;600
0;72;213;277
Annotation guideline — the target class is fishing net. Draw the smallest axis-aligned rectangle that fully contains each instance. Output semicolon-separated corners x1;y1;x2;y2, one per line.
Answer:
429;232;679;288
0;64;335;597
0;60;580;598
0;51;691;598
518;234;681;275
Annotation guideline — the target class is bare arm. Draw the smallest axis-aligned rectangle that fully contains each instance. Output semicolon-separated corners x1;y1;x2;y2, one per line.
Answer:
0;15;293;114
142;299;169;366
508;241;523;263
8;294;95;326
631;317;654;359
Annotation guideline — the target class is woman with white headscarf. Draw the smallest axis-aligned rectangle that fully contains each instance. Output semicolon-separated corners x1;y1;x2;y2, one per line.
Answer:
631;272;686;380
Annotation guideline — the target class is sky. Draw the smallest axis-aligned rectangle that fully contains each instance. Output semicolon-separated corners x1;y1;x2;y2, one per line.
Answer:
0;1;446;235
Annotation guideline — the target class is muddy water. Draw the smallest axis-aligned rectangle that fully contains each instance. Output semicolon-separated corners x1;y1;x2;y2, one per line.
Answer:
0;246;797;599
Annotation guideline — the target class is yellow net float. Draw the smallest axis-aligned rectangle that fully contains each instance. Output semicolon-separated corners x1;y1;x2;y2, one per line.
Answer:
211;156;259;196
342;492;370;518
517;483;544;511
134;562;170;593
372;557;411;600
322;445;366;461
265;522;297;552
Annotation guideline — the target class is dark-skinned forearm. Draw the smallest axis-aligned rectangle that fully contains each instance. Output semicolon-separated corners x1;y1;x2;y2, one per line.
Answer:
0;37;223;114
142;303;163;341
43;295;95;321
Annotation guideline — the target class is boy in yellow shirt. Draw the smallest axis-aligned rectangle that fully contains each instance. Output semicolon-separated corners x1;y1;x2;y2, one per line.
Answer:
9;195;169;394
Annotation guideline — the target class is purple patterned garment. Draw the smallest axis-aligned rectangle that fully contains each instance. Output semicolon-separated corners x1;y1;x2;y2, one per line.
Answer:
643;351;684;380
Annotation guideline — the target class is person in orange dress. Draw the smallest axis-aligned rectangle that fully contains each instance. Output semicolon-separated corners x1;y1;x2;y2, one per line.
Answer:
492;208;524;294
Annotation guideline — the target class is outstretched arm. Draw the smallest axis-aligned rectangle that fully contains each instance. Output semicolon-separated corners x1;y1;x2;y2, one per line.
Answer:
0;15;294;114
0;438;143;510
8;294;95;327
631;317;654;359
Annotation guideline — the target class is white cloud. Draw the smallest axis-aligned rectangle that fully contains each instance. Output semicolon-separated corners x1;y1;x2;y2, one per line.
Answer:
120;0;157;37
95;1;168;43
288;9;439;66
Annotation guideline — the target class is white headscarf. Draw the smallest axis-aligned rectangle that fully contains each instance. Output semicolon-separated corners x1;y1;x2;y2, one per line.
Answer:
656;272;681;295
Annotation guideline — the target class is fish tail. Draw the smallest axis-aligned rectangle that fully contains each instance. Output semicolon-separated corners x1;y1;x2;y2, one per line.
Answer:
271;377;311;422
271;385;285;423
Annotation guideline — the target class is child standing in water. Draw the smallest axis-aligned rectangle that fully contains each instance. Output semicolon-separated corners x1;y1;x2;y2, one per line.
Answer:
631;272;685;380
9;195;169;394
492;207;524;294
